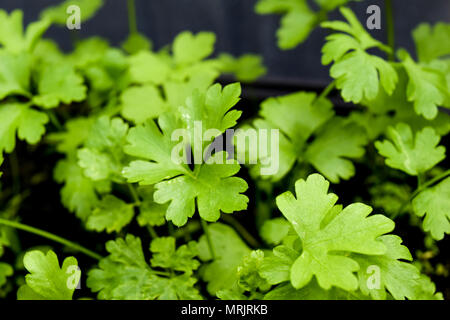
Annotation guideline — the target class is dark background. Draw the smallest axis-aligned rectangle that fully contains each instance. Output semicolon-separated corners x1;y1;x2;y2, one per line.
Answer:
3;0;450;87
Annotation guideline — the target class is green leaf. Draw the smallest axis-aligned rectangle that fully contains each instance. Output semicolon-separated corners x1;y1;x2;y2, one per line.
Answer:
353;235;441;300
33;61;87;108
398;49;448;119
87;195;134;233
217;53;266;82
413;22;450;62
0;10;51;53
54;158;101;220
40;0;103;25
305;118;368;183
260;218;291;245
321;8;397;103
375;123;445;176
198;223;251;295
87;235;154;300
123;113;191;186
120;85;168;123
46;117;94;154
154;152;248;226
136;186;167;227
236;91;334;181
237;250;271;292
150;237;200;274
121;32;152;54
128;51;171;85
413;177;450;240
173;31;215;65
255;0;318;49
0;51;31;100
17;250;80;300
87;235;202;300
276;174;394;290
0;103;49;154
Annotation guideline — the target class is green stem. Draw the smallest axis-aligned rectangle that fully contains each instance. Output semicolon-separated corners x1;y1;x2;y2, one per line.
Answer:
385;0;395;61
127;183;141;205
316;80;336;102
221;214;261;248
147;226;158;239
0;218;102;260
127;0;138;34
393;169;450;218
200;219;216;260
46;110;64;131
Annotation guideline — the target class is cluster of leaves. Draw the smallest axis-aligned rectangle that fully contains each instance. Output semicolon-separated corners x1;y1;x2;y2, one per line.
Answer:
0;0;449;300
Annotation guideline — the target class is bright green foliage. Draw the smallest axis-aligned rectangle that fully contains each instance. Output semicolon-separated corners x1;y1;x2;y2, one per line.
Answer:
375;123;445;176
77;116;129;183
413;178;450;240
150;237;200;274
136;186;167;227
173;31;215;65
236;91;367;183
0;52;31;99
0;2;448;303
0;103;49;154
353;235;442;300
17;250;80;300
413;22;450;63
217;54;267;82
260;218;291;245
32;61;86;108
87;235;202;300
120;85;168;123
305;118;368;183
198;223;251;295
398;49;449;120
40;0;104;25
54;157;102;220
322;7;397;103
0;10;51;53
276;174;394;290
123;84;248;226
255;0;352;49
87;195;134;233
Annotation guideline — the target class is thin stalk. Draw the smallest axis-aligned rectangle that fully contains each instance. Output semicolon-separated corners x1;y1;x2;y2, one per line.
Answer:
147;226;158;239
46;110;64;131
127;0;138;34
200;219;216;260
393;169;450;218
385;0;395;61
0;218;102;260
127;183;141;205
221;214;261;248
316;80;336;102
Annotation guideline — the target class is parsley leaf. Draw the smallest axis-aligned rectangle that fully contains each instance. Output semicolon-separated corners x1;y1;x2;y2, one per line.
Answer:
198;223;251;295
276;174;394;290
412;177;450;240
87;235;202;300
86;195;134;233
0;103;48;154
17;250;80;300
398;49;448;119
375;123;445;176
321;7;397;103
